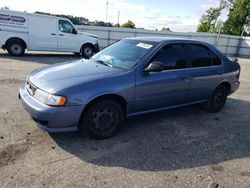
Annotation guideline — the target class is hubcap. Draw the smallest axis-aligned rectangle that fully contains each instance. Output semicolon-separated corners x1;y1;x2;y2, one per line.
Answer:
10;44;22;55
83;47;93;57
212;90;226;109
92;109;114;132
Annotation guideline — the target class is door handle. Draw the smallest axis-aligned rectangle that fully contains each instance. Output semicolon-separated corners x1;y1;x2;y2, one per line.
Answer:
51;33;56;35
59;34;64;36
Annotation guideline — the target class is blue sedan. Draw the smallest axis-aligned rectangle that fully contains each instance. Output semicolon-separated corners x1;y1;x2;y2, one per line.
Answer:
19;37;240;139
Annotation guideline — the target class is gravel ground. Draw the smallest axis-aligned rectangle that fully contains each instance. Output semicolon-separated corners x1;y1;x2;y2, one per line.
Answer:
0;50;250;188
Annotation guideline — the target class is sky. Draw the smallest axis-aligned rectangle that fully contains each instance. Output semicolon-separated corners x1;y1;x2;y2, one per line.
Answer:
0;0;224;32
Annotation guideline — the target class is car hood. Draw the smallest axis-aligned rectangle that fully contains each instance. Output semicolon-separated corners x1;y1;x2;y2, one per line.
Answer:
29;59;125;93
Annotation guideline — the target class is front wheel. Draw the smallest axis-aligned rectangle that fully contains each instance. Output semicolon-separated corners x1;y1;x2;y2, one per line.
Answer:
204;85;228;113
81;44;94;59
80;99;124;139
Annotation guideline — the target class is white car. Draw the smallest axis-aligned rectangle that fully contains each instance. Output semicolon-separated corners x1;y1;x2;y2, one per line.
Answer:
0;9;99;57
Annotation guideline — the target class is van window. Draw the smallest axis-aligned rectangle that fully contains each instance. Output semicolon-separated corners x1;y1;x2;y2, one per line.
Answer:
190;44;211;67
59;20;75;34
151;44;187;70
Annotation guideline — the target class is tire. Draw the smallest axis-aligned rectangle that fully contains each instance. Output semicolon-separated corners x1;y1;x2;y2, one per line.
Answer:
81;44;94;59
204;85;229;113
6;39;25;56
80;99;124;139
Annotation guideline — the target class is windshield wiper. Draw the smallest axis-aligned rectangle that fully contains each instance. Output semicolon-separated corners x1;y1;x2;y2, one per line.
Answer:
94;60;113;68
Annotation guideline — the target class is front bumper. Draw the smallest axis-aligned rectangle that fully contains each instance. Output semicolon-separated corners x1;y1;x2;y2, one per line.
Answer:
19;84;84;132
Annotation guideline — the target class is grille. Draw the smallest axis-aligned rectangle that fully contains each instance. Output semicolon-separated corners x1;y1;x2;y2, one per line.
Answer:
26;80;36;96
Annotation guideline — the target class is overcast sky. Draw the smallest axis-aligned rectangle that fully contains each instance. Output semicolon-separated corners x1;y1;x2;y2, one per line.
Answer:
0;0;222;32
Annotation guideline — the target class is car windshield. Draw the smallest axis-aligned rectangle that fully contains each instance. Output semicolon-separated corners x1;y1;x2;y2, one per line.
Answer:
91;39;157;69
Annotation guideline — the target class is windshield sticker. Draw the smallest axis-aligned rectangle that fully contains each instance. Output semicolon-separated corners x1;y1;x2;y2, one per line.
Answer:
136;42;153;49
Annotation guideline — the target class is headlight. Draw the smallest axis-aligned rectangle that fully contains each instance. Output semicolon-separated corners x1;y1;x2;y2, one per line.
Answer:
46;94;67;106
33;89;67;106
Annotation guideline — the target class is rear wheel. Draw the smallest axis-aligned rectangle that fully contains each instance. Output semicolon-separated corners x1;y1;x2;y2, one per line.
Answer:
6;39;25;56
80;99;124;139
81;44;94;59
204;85;229;113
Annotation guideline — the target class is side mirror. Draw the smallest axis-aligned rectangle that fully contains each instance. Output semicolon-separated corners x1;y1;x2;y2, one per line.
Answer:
73;28;77;34
143;62;164;73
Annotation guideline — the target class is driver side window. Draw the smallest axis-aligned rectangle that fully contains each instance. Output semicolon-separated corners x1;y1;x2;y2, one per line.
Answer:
151;44;187;70
59;20;76;34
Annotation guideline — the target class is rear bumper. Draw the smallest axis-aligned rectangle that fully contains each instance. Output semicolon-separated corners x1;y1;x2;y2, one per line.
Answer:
229;81;240;95
19;84;84;132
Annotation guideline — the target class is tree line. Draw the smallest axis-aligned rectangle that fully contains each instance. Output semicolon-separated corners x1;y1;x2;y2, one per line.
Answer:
35;11;136;28
35;11;171;31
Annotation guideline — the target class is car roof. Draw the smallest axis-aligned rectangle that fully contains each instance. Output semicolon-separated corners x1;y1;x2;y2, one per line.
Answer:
125;37;207;44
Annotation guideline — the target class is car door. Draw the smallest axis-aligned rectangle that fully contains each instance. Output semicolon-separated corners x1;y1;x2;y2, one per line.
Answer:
134;43;191;112
57;19;79;52
28;14;57;51
187;43;224;102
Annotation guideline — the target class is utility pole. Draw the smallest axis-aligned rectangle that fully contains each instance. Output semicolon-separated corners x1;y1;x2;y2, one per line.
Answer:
237;5;250;56
106;0;109;25
241;5;250;37
117;11;120;25
215;0;226;45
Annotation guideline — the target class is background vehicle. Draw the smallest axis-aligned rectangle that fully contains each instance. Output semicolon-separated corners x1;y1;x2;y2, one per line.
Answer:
19;38;240;139
0;9;99;57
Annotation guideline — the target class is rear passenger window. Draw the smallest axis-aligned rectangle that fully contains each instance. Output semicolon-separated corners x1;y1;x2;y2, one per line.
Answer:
211;51;222;65
190;44;211;67
152;44;186;70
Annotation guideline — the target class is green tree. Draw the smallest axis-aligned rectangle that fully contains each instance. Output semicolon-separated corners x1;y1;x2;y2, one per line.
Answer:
1;6;10;9
222;0;250;35
161;27;171;32
35;11;90;25
197;7;223;32
35;11;117;27
91;20;106;26
114;23;120;27
121;20;135;28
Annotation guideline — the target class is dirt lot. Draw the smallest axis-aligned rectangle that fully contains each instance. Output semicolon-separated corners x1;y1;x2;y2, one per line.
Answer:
0;50;250;188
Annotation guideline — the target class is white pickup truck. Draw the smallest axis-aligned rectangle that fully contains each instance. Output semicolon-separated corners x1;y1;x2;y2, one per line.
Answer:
0;9;99;57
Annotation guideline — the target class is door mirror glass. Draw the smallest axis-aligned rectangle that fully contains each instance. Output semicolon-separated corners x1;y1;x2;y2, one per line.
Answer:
143;62;164;72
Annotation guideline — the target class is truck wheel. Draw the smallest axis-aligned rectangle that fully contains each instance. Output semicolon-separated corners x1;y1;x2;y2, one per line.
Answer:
6;39;25;56
204;85;228;113
80;99;124;139
81;44;94;59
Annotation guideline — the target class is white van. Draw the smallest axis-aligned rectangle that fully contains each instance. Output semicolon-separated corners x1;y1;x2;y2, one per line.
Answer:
0;9;99;57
